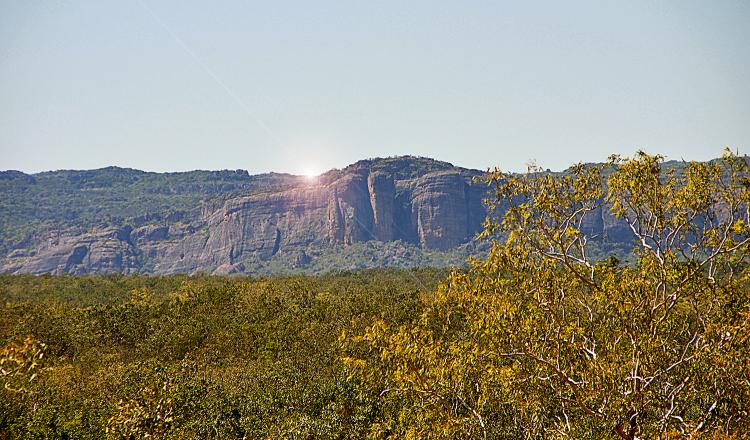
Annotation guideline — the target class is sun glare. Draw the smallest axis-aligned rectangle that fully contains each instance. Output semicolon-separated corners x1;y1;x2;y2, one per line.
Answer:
301;167;320;181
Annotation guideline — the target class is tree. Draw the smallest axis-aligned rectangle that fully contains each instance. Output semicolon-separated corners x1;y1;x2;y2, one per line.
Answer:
343;150;750;439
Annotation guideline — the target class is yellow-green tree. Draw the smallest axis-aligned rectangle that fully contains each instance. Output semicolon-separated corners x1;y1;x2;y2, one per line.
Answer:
0;336;46;395
343;151;750;439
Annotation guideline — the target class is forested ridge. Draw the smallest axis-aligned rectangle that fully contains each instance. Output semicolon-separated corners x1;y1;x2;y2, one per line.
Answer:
1;151;749;438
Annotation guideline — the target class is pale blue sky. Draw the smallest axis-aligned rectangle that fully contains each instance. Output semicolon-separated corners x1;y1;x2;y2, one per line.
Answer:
1;1;748;175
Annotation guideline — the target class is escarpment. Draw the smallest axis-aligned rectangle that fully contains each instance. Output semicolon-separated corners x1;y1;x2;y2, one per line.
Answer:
0;156;645;275
368;171;396;242
152;167;484;273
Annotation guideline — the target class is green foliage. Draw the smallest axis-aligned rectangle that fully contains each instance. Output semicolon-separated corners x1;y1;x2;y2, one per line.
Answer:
251;240;489;275
0;336;46;394
320;156;480;183
0;269;444;438
343;151;750;439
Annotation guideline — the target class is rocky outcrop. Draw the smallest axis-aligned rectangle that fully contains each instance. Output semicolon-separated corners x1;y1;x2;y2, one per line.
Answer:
1;227;139;275
368;172;396;241
212;262;245;275
0;162;489;274
146;167;483;273
131;225;169;243
0;156;643;275
404;171;471;250
327;172;375;245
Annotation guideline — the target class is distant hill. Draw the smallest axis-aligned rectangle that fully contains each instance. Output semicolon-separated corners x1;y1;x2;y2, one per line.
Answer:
0;155;692;275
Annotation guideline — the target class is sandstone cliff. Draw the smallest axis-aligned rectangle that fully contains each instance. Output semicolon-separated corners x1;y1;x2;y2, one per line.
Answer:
0;156;637;275
0;158;490;274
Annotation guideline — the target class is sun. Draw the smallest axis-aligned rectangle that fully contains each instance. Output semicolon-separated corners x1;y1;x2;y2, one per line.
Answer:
301;166;321;181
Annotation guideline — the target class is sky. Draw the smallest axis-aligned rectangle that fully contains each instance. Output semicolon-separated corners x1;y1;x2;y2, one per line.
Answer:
1;1;748;176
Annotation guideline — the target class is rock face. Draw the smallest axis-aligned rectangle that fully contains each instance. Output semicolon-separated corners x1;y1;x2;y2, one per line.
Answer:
368;171;396;242
404;171;474;250
1;227;140;275
151;167;484;274
0;160;488;274
0;156;640;275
